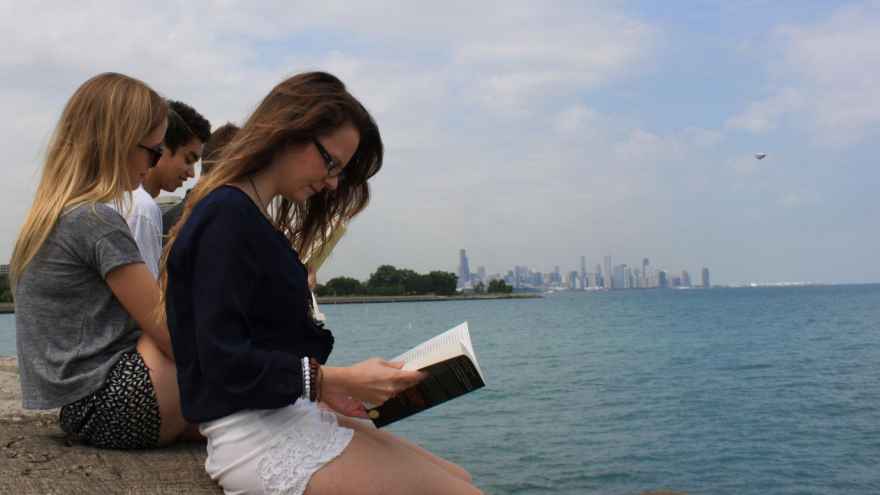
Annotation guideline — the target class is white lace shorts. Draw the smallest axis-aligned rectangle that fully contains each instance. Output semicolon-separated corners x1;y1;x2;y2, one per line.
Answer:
200;401;354;495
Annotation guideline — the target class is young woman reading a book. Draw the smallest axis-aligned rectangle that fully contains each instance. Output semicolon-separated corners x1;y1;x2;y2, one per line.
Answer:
10;72;192;449
160;72;483;495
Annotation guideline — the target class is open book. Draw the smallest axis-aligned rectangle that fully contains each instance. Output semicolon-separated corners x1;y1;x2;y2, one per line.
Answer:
366;322;485;428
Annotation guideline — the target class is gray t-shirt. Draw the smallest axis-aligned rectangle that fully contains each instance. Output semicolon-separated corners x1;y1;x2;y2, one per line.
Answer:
15;203;144;409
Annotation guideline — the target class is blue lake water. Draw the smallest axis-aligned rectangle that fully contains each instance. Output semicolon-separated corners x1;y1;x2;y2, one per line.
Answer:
2;285;879;494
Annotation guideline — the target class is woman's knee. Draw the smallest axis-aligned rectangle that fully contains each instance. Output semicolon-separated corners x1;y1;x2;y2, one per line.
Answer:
307;431;480;495
337;417;472;483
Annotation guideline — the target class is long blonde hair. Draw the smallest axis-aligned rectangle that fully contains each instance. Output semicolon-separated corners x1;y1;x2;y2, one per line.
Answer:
9;72;167;288
158;71;383;321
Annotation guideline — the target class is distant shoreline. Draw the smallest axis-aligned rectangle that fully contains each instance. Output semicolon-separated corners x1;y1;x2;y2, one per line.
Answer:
7;283;874;314
0;294;540;314
316;293;541;304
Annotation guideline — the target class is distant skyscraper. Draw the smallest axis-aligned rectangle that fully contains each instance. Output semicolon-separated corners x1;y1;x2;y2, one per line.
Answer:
702;267;710;288
457;249;470;287
0;264;8;277
642;258;649;287
568;271;579;289
603;256;612;289
613;264;626;289
658;270;669;288
580;256;587;288
681;270;691;287
477;266;487;283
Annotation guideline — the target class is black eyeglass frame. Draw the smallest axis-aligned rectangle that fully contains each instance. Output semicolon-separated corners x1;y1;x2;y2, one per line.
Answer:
311;138;346;179
138;143;165;168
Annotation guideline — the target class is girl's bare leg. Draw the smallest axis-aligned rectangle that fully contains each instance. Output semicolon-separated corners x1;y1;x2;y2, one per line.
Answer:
136;335;189;445
305;430;482;495
336;415;472;483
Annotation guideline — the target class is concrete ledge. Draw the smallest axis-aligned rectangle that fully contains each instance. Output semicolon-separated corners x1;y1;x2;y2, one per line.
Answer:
0;357;220;494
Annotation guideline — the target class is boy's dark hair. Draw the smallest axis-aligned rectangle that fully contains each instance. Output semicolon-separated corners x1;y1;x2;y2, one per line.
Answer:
165;100;211;154
201;122;240;176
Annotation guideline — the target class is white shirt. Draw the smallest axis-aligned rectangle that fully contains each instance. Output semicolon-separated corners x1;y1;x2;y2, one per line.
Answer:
111;186;163;278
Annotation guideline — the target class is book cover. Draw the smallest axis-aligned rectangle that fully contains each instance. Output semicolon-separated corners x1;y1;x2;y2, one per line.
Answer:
367;322;485;428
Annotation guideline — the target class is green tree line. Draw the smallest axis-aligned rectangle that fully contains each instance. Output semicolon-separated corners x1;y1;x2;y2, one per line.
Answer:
315;265;514;297
0;273;11;303
487;279;513;294
471;279;513;294
0;266;512;302
316;265;458;297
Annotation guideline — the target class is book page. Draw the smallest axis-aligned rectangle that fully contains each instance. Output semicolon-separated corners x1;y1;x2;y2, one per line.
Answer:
391;322;480;376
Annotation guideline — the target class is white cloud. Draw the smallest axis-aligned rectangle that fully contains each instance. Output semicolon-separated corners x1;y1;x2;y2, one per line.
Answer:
729;154;761;177
726;87;805;133
777;190;820;209
0;1;660;273
728;2;880;145
2;2;873;284
554;104;599;135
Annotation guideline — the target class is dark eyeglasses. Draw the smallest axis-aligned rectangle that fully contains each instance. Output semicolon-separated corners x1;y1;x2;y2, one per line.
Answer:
312;138;345;179
138;143;164;168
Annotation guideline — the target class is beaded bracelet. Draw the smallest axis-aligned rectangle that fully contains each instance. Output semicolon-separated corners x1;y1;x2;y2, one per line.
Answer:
301;357;322;402
308;358;321;402
301;357;311;401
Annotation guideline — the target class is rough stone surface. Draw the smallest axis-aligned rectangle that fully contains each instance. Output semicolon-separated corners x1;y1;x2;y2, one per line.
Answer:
0;357;221;494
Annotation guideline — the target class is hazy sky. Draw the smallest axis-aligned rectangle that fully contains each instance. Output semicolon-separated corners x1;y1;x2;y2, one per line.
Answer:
1;1;878;285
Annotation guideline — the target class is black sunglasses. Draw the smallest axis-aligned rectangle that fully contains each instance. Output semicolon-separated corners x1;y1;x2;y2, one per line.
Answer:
311;138;345;179
138;143;164;168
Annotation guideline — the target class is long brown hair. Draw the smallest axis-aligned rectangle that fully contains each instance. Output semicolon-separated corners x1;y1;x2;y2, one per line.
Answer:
158;71;383;317
10;72;167;288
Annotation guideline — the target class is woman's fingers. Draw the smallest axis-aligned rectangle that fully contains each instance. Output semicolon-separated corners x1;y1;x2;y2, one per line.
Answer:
396;370;428;388
344;358;429;404
381;361;427;383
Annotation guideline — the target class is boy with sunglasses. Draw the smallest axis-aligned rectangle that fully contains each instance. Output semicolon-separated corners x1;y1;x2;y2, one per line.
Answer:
117;100;210;277
162;122;239;239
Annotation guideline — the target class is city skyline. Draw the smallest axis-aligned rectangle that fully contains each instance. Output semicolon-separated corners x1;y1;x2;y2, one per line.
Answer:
2;2;879;287
455;248;714;290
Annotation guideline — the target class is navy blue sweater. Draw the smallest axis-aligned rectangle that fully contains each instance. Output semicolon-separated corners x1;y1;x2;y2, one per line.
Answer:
166;186;334;422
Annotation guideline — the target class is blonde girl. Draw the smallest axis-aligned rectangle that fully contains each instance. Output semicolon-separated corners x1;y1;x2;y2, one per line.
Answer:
11;73;191;448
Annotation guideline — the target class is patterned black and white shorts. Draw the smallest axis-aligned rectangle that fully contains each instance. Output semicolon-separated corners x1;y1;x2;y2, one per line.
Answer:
59;350;161;449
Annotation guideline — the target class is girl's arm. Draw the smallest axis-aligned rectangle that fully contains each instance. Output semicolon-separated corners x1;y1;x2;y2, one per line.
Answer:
106;263;174;359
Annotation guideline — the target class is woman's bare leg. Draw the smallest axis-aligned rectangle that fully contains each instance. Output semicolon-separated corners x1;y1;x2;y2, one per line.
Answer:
305;430;482;495
336;415;472;483
136;335;189;445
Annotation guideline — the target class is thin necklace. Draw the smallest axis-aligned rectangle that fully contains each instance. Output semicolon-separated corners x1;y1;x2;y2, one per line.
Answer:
247;175;272;222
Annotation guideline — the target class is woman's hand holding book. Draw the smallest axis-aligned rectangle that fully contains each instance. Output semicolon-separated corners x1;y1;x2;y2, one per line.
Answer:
322;359;427;406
